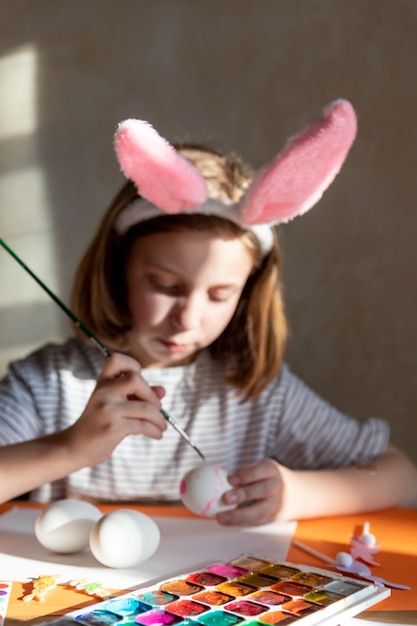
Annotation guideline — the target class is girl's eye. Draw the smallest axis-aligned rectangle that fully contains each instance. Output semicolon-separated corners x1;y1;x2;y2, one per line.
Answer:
151;277;182;294
209;294;227;303
209;289;236;303
157;283;179;293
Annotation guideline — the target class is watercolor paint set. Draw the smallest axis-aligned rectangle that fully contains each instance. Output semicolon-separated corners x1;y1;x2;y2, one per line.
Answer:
0;582;12;626
42;555;390;626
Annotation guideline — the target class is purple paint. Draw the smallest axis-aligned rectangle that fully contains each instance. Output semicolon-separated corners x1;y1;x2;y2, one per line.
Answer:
248;590;291;606
135;609;181;626
207;563;248;578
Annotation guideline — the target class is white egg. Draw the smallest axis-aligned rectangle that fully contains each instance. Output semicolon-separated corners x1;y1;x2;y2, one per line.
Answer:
89;509;160;568
359;531;377;546
180;464;236;517
336;551;354;567
35;499;102;554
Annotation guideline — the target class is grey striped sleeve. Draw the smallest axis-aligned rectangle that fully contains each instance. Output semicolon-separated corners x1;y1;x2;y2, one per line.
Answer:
269;364;390;469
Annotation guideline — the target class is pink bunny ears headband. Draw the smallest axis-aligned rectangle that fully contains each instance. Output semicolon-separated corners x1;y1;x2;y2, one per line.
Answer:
113;99;357;255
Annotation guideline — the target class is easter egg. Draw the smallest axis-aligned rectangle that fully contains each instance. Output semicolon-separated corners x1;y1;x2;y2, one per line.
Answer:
180;464;236;517
89;509;160;568
35;499;102;554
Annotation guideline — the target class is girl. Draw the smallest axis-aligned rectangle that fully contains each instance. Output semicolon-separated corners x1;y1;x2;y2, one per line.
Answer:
0;100;416;524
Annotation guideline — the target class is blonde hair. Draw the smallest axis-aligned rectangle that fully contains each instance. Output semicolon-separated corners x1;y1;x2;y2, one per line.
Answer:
71;145;287;398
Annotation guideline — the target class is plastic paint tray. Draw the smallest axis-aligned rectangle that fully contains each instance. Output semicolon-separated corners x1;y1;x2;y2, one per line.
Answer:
37;554;390;626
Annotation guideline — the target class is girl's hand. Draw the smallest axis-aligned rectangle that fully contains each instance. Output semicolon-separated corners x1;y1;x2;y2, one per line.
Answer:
61;352;167;468
216;458;288;526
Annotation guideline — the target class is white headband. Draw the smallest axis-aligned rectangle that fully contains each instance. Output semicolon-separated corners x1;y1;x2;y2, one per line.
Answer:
114;197;275;256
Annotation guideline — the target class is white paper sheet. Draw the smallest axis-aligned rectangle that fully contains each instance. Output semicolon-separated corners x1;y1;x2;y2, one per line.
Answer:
0;506;296;590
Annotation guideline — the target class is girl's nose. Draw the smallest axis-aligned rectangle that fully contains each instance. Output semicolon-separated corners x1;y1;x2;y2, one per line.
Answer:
171;294;202;330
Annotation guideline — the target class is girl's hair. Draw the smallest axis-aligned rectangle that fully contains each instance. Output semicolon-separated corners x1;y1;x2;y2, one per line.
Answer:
71;145;288;398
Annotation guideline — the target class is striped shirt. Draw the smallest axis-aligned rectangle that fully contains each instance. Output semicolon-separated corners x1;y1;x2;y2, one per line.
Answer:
0;338;389;503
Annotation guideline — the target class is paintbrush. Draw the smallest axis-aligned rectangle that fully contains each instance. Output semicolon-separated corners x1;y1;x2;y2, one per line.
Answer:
0;237;205;461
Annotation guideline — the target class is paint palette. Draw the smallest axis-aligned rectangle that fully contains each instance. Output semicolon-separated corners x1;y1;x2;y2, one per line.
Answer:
43;555;390;626
0;582;12;626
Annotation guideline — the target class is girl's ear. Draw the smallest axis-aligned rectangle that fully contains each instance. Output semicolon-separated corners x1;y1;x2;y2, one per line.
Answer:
114;119;208;213
239;99;358;226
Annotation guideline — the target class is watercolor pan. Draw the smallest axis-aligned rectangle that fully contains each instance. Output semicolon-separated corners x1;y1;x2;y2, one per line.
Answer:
40;554;390;626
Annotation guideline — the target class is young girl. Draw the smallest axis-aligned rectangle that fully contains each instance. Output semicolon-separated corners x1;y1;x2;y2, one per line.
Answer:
0;100;416;525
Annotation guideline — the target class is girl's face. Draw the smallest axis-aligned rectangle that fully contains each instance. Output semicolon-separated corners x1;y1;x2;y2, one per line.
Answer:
125;230;254;368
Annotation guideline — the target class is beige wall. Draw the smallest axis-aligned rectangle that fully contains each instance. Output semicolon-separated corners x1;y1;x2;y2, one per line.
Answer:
0;0;416;463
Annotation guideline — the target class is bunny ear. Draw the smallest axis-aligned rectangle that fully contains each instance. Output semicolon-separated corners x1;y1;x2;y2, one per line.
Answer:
239;99;358;226
114;119;208;213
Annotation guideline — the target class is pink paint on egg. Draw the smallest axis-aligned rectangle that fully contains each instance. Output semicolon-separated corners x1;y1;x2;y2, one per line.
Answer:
200;466;229;516
179;464;237;517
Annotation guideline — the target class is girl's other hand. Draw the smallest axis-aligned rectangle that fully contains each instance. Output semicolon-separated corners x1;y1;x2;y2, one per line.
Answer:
216;458;288;526
62;352;167;468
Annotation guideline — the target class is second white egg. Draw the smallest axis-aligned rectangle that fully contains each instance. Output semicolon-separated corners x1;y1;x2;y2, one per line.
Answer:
89;509;160;568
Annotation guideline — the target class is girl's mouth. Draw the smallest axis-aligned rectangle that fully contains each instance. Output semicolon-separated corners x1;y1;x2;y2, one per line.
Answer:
160;339;190;353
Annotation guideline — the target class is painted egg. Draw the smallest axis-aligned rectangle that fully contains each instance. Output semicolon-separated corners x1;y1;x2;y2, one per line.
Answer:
35;499;102;554
89;509;160;568
180;464;236;517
